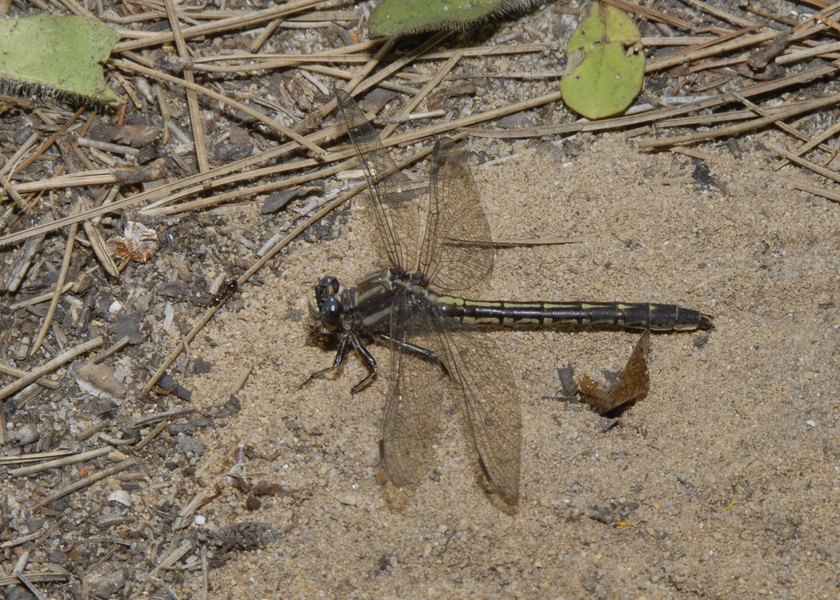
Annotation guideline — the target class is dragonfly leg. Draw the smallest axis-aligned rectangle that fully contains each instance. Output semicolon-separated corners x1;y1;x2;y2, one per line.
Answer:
300;334;351;389
376;333;440;363
375;333;455;382
349;334;378;394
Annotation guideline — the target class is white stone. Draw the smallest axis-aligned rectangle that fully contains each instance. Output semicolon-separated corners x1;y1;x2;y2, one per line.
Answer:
107;490;133;507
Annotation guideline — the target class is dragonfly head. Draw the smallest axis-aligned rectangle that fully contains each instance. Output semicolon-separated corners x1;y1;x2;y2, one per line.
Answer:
308;275;343;329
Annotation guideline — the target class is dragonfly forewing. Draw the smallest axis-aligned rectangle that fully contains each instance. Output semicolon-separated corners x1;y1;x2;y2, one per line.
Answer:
421;138;495;292
335;89;425;272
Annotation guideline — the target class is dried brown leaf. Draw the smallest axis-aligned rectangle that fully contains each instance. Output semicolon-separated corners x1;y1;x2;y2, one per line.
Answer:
579;330;650;414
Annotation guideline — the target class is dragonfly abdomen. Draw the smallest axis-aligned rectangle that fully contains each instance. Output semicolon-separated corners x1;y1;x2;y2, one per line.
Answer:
432;295;713;331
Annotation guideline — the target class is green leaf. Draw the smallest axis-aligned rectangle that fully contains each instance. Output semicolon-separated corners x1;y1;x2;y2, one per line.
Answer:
369;0;540;37
0;15;122;108
559;2;644;120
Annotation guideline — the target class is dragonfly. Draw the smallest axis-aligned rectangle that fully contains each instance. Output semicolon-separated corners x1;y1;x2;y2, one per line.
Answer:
306;90;713;505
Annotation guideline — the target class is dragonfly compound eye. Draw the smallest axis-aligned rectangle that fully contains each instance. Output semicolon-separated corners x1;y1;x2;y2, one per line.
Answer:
320;296;343;328
317;276;340;297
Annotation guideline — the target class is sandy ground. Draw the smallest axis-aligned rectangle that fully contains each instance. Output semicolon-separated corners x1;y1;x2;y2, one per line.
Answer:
176;131;840;599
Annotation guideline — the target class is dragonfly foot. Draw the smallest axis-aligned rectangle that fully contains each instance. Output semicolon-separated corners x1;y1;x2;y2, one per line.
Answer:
350;370;377;395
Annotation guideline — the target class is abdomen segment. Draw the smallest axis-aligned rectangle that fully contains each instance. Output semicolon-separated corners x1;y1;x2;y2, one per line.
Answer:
434;297;713;331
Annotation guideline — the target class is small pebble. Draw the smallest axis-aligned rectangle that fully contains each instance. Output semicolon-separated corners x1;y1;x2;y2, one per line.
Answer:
16;424;40;446
338;494;359;506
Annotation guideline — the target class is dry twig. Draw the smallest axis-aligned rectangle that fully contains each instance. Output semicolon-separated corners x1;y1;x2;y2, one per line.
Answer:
0;337;104;404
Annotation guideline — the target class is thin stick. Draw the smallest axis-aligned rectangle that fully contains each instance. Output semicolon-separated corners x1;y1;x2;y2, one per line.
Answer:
133;408;197;427
198;42;545;64
0;336;103;404
381;50;464;140
112;0;328;52
90;335;131;365
146;157;356;216
249;18;282;53
31;457;138;509
13;172;119;194
771;145;840;185
9;448;113;477
795;2;840;34
81;201;120;278
650;22;763;64
12;107;85;176
77;419;112;441
375;110;446;124
641;36;726;46
638;92;840;148
190;41;545;71
744;4;798;25
125;8;357;23
0;132;40;176
174;491;209;529
777;40;840;65
145;540;194;581
1;531;41;549
646;31;778;72
133;420;170;452
0;364;59;389
139;120;361;213
0;450;73;465
600;0;692;29
31;204;80;356
0;573;67;586
110;59;325;154
323;37;396;116
657;99;834;132
773;120;840;170
231;365;253;394
201;547;208;600
775;174;840;202
16;571;45;600
156;81;172;145
470;63;839;140
350;31;450;101
24;517;65;553
733;93;838;154
164;0;209;173
301;64;418;94
76;138;140;156
0;170;24;207
678;0;756;27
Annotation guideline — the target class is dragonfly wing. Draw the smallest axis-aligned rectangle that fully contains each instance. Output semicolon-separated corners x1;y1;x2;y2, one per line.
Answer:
335;90;425;271
421;138;495;292
380;289;445;489
427;306;522;504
